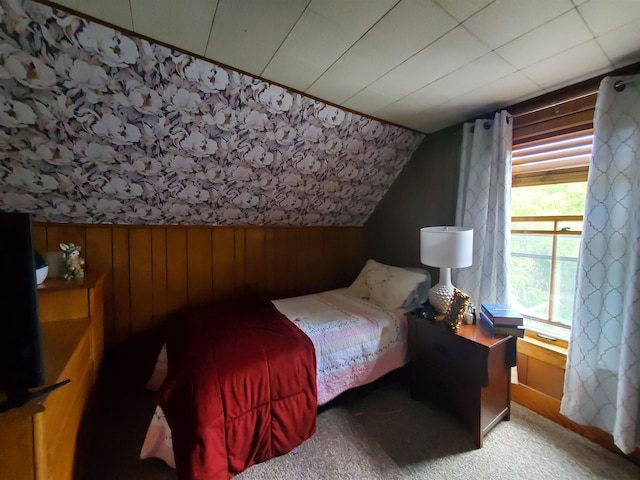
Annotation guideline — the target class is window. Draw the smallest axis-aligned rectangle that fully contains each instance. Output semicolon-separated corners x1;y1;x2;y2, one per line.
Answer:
511;186;586;341
509;83;598;342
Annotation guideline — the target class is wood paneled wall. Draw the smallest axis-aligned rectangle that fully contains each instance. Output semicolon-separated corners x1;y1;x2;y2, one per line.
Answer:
33;223;365;349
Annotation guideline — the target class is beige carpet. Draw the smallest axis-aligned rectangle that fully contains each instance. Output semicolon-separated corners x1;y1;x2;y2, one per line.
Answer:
234;375;639;480
79;363;640;480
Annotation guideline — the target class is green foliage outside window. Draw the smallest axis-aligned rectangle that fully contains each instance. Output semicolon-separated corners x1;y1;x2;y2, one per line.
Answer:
511;182;587;334
511;182;587;216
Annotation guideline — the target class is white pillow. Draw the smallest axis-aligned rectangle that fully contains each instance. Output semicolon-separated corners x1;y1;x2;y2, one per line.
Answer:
346;259;378;298
347;259;427;310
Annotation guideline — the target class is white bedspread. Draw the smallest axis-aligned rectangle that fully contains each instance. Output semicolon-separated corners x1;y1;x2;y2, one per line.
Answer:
140;289;408;467
273;288;408;404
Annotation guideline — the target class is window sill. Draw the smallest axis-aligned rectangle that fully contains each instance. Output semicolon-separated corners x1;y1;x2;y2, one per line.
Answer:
523;318;570;343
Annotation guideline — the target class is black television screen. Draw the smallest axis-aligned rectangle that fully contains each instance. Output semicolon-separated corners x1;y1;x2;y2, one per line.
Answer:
0;211;45;408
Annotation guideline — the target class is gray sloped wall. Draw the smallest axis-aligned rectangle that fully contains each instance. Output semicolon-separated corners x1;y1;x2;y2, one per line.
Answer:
364;125;463;281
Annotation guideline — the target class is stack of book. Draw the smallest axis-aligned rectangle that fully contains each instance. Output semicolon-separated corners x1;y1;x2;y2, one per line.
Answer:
479;303;525;337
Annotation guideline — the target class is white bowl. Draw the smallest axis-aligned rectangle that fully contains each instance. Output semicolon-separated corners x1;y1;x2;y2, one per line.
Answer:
36;265;48;285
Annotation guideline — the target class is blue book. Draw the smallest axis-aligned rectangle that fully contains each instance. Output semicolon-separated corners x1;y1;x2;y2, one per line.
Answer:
479;311;495;335
494;324;526;337
480;303;523;326
479;311;525;337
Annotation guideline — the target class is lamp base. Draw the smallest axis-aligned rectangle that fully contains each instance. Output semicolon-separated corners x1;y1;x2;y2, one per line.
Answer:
428;283;455;314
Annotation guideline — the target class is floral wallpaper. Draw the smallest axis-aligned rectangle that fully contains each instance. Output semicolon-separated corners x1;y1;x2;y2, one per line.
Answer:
0;0;424;226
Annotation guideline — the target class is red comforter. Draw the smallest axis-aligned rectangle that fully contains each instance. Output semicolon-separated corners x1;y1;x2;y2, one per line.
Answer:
158;298;317;480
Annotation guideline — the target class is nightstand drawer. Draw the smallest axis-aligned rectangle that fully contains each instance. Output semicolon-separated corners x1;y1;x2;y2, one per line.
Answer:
409;319;482;385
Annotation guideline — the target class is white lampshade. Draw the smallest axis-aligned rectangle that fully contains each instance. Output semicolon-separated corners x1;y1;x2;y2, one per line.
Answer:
420;226;473;268
420;226;473;313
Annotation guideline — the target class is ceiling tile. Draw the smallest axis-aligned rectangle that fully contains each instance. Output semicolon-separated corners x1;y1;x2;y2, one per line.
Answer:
403;52;516;107
408;72;541;133
364;26;490;99
49;0;133;30
433;0;493;22
578;0;640;36
358;0;457;60
464;0;574;49
205;0;307;75
305;40;396;103
131;0;217;56
378;98;471;132
307;0;458;104
496;10;592;70
262;52;327;93
596;19;640;68
342;89;398;114
262;0;396;90
448;72;541;114
521;40;612;89
373;98;433;129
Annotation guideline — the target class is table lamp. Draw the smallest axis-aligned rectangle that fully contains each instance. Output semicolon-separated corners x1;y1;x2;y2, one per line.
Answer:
420;226;473;313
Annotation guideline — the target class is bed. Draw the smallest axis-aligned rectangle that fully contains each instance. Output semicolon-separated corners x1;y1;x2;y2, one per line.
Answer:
140;260;430;479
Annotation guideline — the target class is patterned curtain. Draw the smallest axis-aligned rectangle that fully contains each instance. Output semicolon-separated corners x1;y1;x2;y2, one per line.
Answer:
560;74;640;455
454;111;512;307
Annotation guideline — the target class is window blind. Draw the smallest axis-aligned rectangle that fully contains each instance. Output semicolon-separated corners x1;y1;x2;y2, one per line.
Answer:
512;129;593;187
509;81;599;187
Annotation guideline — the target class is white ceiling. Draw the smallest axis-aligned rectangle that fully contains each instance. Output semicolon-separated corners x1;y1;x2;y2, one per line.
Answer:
46;0;640;133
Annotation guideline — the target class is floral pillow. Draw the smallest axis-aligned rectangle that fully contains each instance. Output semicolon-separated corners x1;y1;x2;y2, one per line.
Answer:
347;259;428;310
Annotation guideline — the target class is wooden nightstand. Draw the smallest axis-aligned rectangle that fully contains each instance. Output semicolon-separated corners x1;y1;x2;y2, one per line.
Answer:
407;313;517;447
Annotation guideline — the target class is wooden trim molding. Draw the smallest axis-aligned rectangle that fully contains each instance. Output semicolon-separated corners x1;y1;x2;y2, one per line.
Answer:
512;383;640;467
514;337;640;466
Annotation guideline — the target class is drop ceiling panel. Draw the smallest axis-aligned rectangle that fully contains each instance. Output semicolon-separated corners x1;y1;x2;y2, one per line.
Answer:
262;0;396;90
356;0;457;60
131;0;217;56
373;98;434;128
342;88;398;114
578;0;640;36
463;0;574;49
260;50;327;93
307;0;458;104
496;10;593;70
521;40;613;89
205;0;307;75
364;26;490;100
50;0;133;30
447;72;541;113
433;0;493;22
405;52;516;107
596;19;640;68
307;37;404;102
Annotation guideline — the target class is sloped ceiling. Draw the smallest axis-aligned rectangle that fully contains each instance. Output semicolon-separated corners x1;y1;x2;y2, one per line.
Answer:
0;0;424;226
45;0;640;134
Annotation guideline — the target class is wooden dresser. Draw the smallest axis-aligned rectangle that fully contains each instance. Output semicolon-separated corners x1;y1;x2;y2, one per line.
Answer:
0;272;104;480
